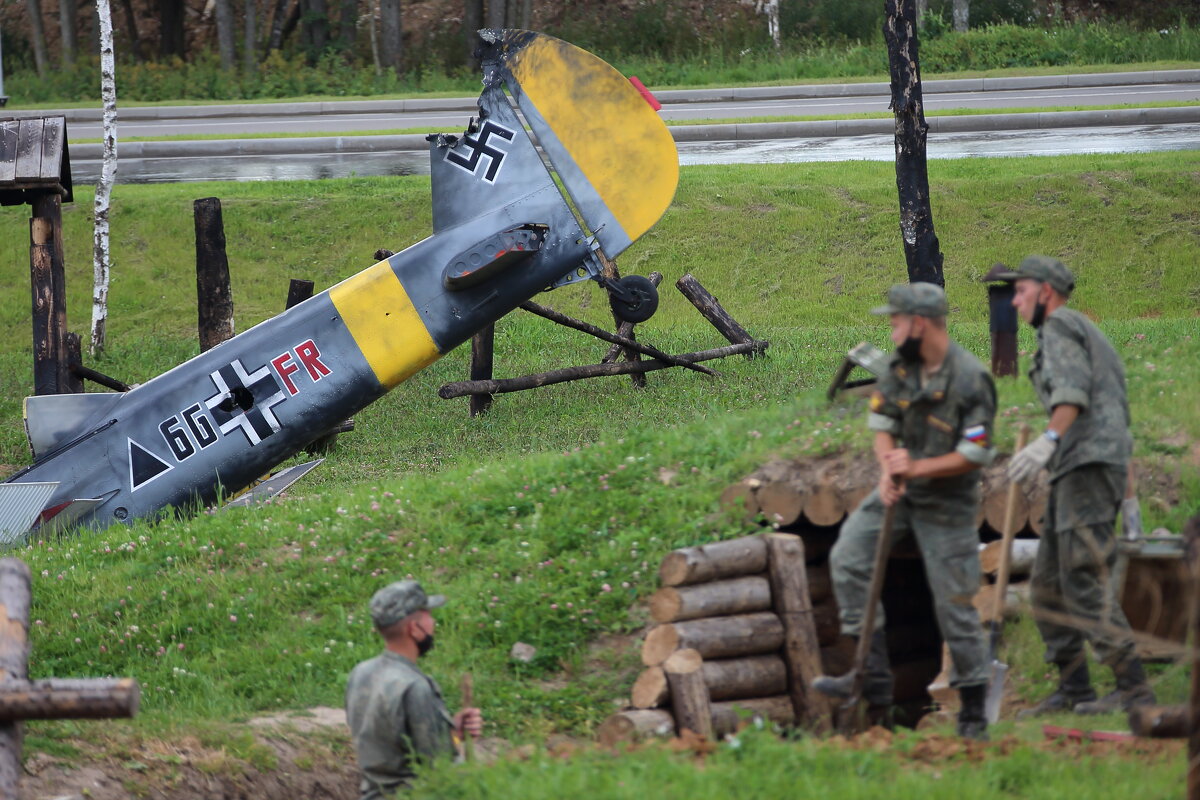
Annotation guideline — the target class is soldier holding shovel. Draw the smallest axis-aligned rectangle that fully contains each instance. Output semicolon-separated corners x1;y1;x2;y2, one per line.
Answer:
814;283;996;740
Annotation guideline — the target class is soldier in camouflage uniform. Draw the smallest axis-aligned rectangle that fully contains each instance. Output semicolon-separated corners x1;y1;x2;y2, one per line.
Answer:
999;255;1155;716
345;580;483;798
814;283;996;740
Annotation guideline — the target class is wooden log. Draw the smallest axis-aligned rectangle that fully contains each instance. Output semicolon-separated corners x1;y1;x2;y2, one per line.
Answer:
0;559;31;798
519;300;717;377
1129;705;1189;739
675;273;756;352
764;533;832;730
631;666;669;709
648;575;772;623
469;323;495;417
980;538;1039;576
658;535;769;588
1027;486;1047;536
757;480;808;527
664;649;713;738
642;612;785;666
719;480;761;521
803;480;846;527
30;217;60;396
596;708;674;746
984;482;1028;536
194;197;235;352
634;656;790;709
438;341;764;399
0;678;139;722
710;695;795;733
284;278;315;309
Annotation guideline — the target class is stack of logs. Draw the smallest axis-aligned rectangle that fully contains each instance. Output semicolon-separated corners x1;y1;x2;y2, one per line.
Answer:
599;526;947;743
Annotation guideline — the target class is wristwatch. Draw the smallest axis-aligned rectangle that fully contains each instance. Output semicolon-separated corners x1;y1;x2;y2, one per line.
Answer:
1044;429;1060;443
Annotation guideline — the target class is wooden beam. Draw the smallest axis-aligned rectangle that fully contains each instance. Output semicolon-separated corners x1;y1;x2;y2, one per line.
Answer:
664;649;712;739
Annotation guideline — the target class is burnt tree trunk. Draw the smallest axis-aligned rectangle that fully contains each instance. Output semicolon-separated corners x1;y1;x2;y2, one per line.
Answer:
883;0;944;287
194;198;235;352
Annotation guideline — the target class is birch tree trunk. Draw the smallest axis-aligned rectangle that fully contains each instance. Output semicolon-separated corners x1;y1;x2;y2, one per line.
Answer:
952;0;969;31
883;0;944;286
26;0;52;76
759;0;781;50
214;0;236;69
92;0;118;356
60;0;79;65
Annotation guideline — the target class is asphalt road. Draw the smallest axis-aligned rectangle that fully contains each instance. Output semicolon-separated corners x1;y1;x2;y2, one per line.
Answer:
62;80;1200;140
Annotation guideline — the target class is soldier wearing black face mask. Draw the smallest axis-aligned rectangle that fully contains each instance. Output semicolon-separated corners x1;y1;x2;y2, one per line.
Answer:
996;255;1154;718
345;580;483;798
815;283;997;740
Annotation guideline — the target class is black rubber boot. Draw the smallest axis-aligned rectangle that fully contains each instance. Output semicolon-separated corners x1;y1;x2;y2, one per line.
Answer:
813;631;893;704
956;684;989;741
1017;658;1097;719
1074;656;1156;715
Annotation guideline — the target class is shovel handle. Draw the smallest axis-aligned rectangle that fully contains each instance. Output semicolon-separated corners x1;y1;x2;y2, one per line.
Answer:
460;673;475;762
847;479;899;709
992;424;1031;646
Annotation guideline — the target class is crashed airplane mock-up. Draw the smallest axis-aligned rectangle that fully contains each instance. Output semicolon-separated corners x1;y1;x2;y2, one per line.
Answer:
0;29;679;542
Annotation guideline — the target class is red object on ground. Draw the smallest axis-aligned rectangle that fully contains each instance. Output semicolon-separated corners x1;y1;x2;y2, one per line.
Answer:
628;76;662;111
1042;724;1138;743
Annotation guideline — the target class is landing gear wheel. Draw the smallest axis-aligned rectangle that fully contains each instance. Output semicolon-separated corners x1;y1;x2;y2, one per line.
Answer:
609;275;659;323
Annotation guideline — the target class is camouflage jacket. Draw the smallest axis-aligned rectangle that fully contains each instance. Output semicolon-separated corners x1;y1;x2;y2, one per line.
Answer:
1029;307;1131;481
345;651;456;799
868;342;997;522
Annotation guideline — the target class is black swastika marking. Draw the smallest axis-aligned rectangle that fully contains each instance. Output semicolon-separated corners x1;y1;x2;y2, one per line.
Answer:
445;120;516;183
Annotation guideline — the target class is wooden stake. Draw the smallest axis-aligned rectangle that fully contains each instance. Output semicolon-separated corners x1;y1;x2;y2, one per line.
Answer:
469;324;495;417
675;273;755;351
194;197;235;352
459;673;474;763
765;532;832;731
664;649;712;739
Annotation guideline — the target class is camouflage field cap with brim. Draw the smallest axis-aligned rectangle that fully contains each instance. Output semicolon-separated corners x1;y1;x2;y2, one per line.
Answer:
992;255;1076;297
869;282;949;318
369;580;447;629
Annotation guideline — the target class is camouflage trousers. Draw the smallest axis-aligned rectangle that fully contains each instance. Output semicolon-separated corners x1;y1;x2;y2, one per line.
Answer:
831;489;990;689
1032;463;1136;667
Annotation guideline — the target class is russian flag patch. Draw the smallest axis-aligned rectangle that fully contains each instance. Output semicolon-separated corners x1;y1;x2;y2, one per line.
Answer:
964;425;988;445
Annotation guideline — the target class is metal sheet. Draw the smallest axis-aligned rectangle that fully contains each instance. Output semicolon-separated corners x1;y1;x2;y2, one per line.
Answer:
223;459;323;508
0;121;18;184
0;482;58;543
39;116;65;180
14;118;43;181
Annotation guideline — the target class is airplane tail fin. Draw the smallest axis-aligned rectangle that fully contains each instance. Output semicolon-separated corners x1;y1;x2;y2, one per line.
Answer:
479;29;679;259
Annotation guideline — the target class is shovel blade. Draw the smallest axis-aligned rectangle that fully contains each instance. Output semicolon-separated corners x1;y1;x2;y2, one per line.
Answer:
986;660;1008;724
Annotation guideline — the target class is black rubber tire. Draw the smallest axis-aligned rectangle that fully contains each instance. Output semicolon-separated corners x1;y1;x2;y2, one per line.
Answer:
609;274;659;323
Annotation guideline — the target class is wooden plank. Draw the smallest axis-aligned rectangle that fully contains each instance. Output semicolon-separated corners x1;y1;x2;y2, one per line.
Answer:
14;119;45;181
39;117;66;180
0;121;19;184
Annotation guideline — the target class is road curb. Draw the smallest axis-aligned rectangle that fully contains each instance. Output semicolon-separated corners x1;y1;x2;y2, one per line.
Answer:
66;105;1200;160
18;68;1200;122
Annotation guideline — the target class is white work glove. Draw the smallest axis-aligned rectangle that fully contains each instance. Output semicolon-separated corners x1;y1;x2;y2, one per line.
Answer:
1007;433;1057;484
1120;497;1143;542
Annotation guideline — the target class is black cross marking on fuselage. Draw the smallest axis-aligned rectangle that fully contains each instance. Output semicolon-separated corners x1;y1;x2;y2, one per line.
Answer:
203;359;287;446
445;120;516;183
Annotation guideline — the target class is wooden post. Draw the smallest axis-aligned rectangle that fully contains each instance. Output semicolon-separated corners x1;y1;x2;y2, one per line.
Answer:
987;281;1018;378
194;197;235;352
0;559;30;797
675;274;757;354
62;333;85;394
31;193;69;394
664;649;713;739
765;533;832;731
469;324;495;417
285;278;315;309
0;559;139;798
29;218;60;396
1187;515;1200;800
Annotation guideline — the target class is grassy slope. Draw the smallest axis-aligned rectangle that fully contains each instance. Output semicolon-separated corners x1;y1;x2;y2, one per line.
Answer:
0;154;1196;791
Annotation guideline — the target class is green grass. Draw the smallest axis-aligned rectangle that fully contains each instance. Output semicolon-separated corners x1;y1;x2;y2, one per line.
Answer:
0;153;1195;791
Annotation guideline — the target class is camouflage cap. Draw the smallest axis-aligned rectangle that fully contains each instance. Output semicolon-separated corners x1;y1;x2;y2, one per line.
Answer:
992;255;1075;297
369;580;446;629
870;283;949;318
